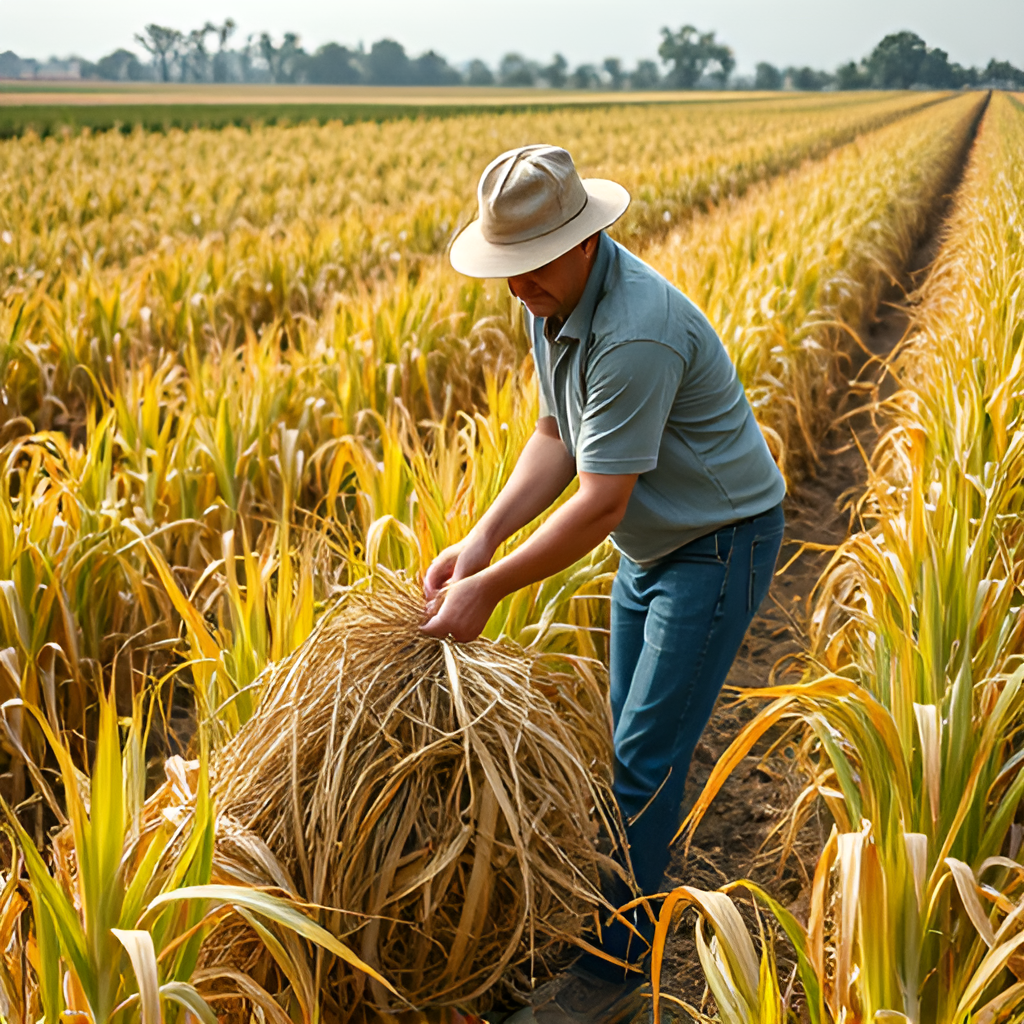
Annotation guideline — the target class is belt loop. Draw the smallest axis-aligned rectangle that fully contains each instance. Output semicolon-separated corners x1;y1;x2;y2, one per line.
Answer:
715;530;720;560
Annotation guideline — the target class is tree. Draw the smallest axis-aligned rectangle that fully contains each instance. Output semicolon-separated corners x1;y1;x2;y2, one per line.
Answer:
95;48;145;81
865;31;927;88
570;63;601;89
603;57;625;90
786;66;832;90
542;54;568;89
914;47;956;87
412;50;461;85
498;53;536;87
466;59;494;86
0;52;25;78
181;23;217;82
135;24;182;82
237;35;260;82
259;32;303;83
367;39;411;85
981;59;1024;87
836;61;871;89
302;43;363;84
630;59;661;90
950;62;978;88
212;19;236;83
658;25;734;89
754;62;782;90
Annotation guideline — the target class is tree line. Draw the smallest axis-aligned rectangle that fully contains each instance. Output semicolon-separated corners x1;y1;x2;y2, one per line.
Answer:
7;23;1024;91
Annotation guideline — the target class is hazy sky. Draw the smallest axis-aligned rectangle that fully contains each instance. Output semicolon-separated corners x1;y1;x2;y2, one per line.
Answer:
4;0;1022;75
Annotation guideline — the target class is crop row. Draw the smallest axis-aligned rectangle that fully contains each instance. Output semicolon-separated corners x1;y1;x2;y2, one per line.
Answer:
676;92;1024;1022
0;96;981;744
1;92;940;432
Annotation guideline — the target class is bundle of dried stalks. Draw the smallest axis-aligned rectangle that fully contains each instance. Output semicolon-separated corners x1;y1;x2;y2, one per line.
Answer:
207;575;625;1017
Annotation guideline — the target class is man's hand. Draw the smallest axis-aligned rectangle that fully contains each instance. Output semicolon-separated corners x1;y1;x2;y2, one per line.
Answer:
421;574;499;642
422;535;495;604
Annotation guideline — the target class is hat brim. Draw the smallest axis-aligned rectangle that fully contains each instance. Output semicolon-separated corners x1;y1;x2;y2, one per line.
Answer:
448;179;630;278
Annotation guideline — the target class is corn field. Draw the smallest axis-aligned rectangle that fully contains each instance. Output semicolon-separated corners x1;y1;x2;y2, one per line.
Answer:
0;88;1021;1023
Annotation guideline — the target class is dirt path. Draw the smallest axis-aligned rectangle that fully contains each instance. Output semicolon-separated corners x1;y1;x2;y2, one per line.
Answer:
655;201;960;1012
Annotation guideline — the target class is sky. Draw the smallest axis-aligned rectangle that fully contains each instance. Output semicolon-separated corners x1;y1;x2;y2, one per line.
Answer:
3;0;1022;75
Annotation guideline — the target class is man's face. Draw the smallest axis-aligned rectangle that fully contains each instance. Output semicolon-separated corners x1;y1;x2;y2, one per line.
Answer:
507;234;600;319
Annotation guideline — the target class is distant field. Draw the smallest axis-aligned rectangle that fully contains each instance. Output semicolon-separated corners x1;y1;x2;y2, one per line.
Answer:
0;81;784;103
0;102;567;136
0;84;895;136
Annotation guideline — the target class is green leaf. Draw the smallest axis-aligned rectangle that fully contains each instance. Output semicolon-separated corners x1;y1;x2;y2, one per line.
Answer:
143;885;397;993
32;897;63;1024
119;820;174;931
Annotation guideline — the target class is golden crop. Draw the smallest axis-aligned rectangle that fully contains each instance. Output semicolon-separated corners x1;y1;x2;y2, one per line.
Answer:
677;93;1024;1021
1;90;1019;1023
1;92;934;430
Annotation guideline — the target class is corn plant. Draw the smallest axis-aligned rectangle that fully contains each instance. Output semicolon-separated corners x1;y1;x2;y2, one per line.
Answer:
0;682;392;1023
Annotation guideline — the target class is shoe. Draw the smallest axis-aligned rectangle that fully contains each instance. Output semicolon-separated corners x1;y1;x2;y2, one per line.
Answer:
506;969;645;1024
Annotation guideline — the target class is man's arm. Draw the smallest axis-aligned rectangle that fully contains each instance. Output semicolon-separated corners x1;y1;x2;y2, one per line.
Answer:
422;416;576;602
421;468;636;641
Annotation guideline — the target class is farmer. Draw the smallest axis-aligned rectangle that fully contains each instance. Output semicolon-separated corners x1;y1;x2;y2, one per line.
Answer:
422;145;786;1024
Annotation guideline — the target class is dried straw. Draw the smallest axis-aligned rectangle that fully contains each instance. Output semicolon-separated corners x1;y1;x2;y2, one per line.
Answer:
205;573;626;1016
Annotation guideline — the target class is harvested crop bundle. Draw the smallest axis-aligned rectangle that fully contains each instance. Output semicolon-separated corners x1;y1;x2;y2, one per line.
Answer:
207;575;626;1016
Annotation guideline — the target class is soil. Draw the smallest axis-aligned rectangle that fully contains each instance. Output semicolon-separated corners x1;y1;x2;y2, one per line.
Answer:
652;188;963;1018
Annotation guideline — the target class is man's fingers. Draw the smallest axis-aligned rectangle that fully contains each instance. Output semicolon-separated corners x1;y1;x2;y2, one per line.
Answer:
423;564;443;592
423;556;457;601
423;591;444;618
420;612;448;638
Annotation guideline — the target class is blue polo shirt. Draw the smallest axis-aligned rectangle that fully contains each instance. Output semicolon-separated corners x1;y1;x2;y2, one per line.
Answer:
527;232;786;566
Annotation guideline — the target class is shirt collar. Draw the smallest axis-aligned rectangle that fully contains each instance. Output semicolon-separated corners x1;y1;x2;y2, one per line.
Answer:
545;231;612;345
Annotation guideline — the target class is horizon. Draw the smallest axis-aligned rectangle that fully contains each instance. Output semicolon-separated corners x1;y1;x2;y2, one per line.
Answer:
3;0;1022;77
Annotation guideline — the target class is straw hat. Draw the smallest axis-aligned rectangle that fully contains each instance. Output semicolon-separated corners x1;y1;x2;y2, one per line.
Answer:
449;144;630;278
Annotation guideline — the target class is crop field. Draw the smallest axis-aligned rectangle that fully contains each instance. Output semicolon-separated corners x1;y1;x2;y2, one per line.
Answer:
0;87;1022;1023
0;86;875;139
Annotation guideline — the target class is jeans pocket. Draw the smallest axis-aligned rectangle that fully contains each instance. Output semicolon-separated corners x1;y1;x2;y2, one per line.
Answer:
667;532;728;566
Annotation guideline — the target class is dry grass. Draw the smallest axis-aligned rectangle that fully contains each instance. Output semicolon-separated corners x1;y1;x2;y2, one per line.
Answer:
192;573;626;1017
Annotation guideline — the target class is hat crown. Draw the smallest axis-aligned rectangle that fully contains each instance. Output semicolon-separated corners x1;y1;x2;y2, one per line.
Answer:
477;145;589;246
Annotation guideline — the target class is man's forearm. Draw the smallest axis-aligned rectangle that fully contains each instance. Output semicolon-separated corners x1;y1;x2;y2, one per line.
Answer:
469;422;576;553
421;467;637;641
475;475;632;598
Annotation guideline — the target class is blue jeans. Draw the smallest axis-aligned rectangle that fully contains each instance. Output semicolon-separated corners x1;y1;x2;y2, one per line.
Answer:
577;502;785;982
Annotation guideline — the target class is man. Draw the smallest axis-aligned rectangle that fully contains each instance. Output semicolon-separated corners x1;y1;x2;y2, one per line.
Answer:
422;145;786;1024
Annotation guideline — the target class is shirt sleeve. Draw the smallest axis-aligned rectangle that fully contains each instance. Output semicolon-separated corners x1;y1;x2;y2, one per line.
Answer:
575;340;683;474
